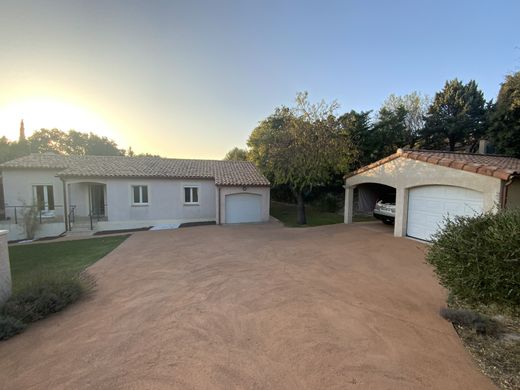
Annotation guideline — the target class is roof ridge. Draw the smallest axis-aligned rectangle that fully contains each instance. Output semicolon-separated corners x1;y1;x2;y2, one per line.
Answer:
401;148;516;159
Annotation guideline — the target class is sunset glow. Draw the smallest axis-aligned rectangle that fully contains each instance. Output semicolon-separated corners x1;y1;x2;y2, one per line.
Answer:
0;98;119;142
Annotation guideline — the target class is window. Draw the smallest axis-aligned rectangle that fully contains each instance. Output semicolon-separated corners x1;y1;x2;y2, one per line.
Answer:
132;185;148;204
33;185;54;211
184;186;199;204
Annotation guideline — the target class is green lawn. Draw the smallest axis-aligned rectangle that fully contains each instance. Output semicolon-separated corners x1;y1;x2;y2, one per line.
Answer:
271;201;377;227
8;235;129;293
270;201;344;227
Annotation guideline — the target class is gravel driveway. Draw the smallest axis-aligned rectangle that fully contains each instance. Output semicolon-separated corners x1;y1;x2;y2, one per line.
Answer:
0;222;495;389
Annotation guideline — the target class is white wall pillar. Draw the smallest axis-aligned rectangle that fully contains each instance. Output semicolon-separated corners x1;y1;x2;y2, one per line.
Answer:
394;187;408;237
344;185;355;224
0;230;12;305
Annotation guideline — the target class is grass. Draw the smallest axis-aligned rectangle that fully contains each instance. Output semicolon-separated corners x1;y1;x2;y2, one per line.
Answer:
1;235;129;341
270;201;375;227
8;235;129;293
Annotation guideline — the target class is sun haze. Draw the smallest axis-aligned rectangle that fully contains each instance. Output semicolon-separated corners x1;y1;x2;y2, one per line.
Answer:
0;0;518;158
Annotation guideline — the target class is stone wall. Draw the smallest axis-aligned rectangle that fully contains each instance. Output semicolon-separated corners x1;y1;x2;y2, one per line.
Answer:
0;230;11;305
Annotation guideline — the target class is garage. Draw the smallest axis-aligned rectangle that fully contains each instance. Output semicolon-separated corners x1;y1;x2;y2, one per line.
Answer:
225;193;263;223
407;186;484;241
343;149;520;240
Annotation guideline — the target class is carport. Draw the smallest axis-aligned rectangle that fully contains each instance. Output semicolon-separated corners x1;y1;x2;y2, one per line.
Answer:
344;149;520;241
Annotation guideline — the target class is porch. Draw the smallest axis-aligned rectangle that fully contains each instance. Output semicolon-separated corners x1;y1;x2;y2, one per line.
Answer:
66;182;108;231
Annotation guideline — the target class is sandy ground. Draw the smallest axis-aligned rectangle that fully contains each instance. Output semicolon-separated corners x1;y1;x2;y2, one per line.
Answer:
0;223;495;389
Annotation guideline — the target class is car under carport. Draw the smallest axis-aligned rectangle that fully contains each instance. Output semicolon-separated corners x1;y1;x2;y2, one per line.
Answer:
343;149;520;241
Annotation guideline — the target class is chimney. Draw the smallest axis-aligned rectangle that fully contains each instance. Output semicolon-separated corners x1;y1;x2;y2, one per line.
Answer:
479;139;489;154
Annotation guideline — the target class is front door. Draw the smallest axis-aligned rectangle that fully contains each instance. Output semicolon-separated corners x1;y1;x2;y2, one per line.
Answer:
90;185;105;217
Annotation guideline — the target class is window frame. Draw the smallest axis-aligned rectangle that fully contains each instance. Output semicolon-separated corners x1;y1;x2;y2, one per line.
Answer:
131;185;149;206
183;185;200;205
32;184;55;211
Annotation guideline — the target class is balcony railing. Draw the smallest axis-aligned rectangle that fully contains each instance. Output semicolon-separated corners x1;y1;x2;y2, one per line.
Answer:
2;205;66;224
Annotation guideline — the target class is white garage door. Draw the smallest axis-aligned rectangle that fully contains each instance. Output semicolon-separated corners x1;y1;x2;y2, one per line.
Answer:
225;193;262;223
407;186;483;241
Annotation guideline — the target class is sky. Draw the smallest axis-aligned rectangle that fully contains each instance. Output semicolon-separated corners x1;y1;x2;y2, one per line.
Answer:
0;0;519;159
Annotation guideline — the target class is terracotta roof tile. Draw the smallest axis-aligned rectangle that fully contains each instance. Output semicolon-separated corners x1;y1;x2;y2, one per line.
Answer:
0;154;270;186
346;149;520;180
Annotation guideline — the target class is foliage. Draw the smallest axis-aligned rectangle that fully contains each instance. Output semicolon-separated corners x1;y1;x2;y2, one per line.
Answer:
224;147;248;161
248;92;356;224
370;105;409;160
421;79;487;151
1;274;87;323
381;91;431;148
0;235;127;340
488;71;520;157
21;204;39;240
0;315;26;340
9;235;129;293
337;110;375;168
426;208;520;311
28;129;125;156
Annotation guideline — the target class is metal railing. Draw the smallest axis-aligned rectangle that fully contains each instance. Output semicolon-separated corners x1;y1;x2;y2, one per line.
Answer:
2;205;65;224
67;205;76;231
89;204;108;230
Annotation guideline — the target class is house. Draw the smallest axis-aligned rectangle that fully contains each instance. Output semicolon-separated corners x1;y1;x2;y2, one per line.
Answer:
344;149;520;241
0;154;270;241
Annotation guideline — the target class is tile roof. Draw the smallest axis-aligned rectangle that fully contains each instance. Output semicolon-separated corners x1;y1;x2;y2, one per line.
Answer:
0;154;270;186
346;149;520;181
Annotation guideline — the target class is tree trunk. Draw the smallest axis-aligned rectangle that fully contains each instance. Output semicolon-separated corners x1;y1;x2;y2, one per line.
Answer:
296;191;307;225
448;135;456;151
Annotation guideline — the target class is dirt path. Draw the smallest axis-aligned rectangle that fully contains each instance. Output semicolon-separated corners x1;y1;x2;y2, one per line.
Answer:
0;223;495;389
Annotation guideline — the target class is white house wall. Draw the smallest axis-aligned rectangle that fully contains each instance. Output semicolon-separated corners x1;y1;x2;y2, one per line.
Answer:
2;169;65;217
344;157;503;237
104;178;216;224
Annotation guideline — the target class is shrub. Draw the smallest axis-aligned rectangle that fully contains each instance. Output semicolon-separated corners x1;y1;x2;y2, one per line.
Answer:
427;208;520;311
0;315;26;340
1;274;90;324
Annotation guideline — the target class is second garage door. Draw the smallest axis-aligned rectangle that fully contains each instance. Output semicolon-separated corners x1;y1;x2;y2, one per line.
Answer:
407;186;483;241
225;193;262;223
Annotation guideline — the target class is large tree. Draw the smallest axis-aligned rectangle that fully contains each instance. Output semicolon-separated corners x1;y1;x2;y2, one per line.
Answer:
371;105;408;159
422;79;487;151
381;91;431;148
337;110;374;168
224;147;248;161
28;129;125;156
487;71;520;157
248;92;356;224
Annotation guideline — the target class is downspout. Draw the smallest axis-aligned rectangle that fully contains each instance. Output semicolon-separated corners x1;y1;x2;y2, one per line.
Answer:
218;186;221;225
501;177;515;208
60;177;68;231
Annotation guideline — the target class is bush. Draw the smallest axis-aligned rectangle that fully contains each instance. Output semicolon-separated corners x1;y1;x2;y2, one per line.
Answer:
427;208;520;311
1;274;89;324
0;315;26;340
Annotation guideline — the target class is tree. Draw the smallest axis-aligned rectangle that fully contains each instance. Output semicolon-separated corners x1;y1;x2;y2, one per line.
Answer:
28;129;125;156
488;71;520;157
421;79;487;151
371;105;408;159
248;92;356;224
337;110;374;167
224;147;248;161
381;92;431;148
